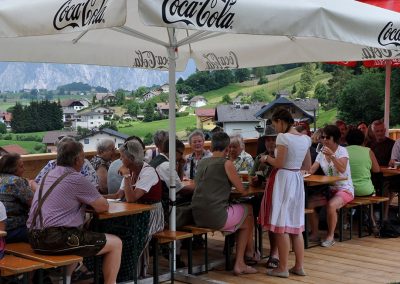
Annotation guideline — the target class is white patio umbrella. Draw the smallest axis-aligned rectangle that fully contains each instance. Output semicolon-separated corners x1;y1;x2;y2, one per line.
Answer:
1;0;400;272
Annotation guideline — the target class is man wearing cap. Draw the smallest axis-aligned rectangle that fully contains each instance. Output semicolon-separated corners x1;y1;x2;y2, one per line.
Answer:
250;125;277;186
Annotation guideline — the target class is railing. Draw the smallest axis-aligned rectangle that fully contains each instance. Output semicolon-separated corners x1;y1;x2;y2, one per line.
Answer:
20;138;259;180
19;129;400;180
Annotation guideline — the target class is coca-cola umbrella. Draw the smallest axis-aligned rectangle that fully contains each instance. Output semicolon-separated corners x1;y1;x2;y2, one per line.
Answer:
1;0;400;273
330;0;400;131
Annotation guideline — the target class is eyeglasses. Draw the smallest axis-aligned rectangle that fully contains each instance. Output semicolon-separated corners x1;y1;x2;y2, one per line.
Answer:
321;135;331;140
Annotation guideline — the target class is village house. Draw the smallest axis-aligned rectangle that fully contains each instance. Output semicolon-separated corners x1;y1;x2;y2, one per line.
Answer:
178;93;189;105
0;111;12;128
195;108;216;130
90;106;115;119
189;96;207;108
293;97;320;117
255;96;315;128
60;99;88;111
157;83;169;93
215;103;264;138
95;93;116;104
156;102;178;116
42;130;78;152
143;91;159;101
0;145;28;155
78;128;129;152
72;111;106;130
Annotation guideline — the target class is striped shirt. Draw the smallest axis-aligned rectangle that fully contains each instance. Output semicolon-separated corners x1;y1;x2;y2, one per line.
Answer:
27;166;102;229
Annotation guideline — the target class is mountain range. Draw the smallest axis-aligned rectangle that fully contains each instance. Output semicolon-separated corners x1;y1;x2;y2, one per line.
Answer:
0;60;196;92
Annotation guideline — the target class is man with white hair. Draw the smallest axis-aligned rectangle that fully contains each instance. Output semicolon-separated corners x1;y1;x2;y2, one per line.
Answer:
370;120;397;222
90;139;116;194
35;136;99;189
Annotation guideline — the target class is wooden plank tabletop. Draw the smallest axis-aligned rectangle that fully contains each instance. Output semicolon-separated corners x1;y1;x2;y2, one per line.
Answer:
230;185;264;197
304;175;347;186
5;243;82;267
96;202;155;220
380;166;400;177
0;254;45;276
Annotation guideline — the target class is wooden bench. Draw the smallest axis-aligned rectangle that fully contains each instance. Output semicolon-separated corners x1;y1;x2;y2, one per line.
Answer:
181;225;216;272
339;198;372;241
152;230;193;284
5;242;82;284
0;254;45;283
354;196;389;236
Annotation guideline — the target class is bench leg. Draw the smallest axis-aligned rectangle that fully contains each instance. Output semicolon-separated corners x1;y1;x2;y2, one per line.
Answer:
225;235;233;271
304;213;309;249
204;233;208;273
258;223;263;257
152;239;159;284
358;206;363;238
188;237;193;274
62;266;67;284
22;272;29;284
339;208;344;242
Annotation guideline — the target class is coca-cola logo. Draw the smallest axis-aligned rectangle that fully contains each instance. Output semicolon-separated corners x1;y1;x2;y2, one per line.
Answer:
53;0;108;31
162;0;236;30
203;51;239;70
378;22;400;47
361;46;400;60
132;50;168;69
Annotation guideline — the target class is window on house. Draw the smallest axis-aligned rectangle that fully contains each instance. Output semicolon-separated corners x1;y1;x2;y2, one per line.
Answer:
84;139;89;144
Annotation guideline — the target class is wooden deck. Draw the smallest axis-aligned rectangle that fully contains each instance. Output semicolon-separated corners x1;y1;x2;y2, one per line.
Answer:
158;231;400;284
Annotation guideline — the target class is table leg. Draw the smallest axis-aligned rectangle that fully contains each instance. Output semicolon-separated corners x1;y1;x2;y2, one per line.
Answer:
92;217;100;284
152;239;159;284
133;214;138;283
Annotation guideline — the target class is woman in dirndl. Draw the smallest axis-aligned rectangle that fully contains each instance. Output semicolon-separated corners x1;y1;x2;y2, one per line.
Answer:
259;108;311;278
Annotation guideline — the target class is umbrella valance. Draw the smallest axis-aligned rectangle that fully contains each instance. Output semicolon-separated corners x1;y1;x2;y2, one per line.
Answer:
0;0;126;37
2;0;400;71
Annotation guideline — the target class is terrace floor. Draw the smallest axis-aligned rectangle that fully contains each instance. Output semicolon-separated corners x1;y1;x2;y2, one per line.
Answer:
158;220;400;284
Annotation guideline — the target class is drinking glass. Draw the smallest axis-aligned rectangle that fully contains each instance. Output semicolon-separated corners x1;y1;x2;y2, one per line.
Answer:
316;143;323;153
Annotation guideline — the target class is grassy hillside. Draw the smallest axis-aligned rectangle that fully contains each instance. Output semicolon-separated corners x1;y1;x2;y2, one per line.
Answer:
316;108;338;128
201;67;332;108
118;115;196;139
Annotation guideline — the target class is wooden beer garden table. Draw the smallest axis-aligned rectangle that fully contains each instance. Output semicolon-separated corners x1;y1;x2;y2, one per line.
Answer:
380;166;400;177
90;201;154;283
94;201;154;220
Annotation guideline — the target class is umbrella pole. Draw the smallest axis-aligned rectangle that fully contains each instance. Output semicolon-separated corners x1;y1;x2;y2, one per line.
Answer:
384;60;391;135
167;28;177;272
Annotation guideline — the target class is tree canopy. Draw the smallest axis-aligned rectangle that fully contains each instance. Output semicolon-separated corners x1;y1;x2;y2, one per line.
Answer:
11;101;63;133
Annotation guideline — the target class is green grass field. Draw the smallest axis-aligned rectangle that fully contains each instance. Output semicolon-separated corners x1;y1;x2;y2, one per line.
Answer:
118;115;196;139
316;108;338;128
0;140;45;154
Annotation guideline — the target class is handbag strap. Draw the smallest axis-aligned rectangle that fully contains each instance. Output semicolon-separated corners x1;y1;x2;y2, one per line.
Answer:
29;171;70;231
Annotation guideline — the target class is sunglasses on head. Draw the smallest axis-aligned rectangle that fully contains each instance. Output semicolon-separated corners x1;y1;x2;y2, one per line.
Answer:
321;135;331;140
